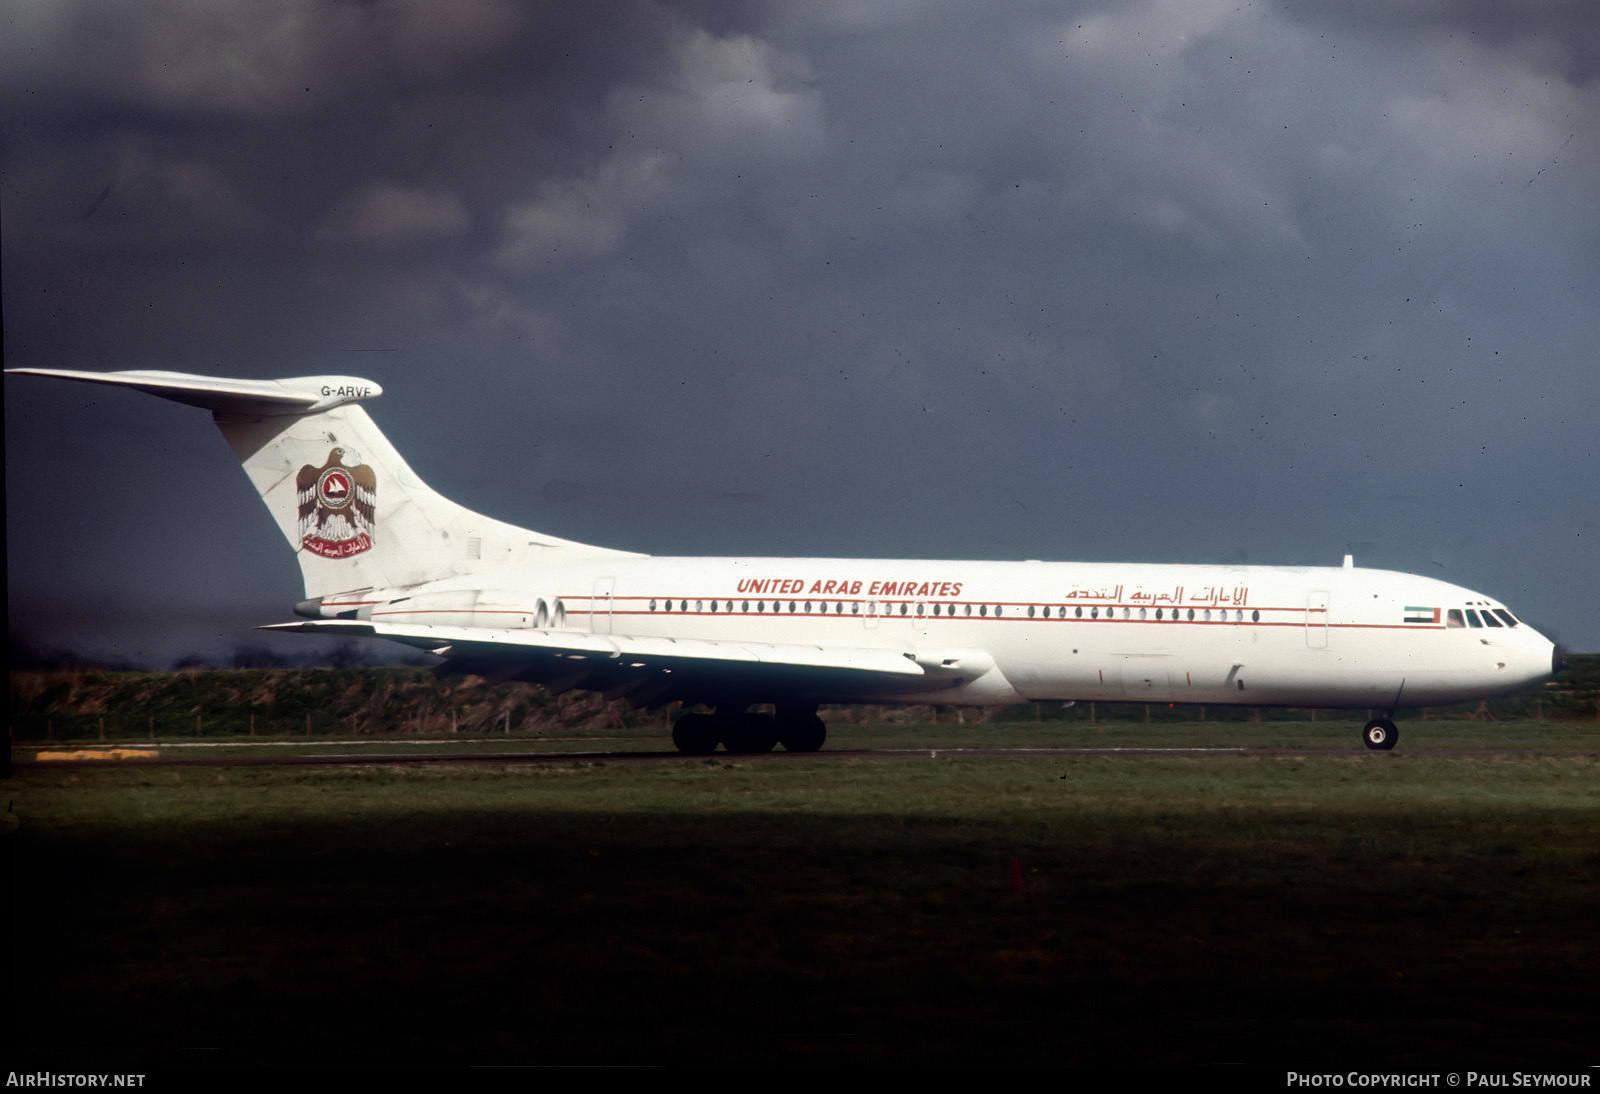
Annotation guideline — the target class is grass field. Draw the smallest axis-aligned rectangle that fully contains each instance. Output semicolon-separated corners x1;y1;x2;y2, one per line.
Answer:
7;721;1598;1067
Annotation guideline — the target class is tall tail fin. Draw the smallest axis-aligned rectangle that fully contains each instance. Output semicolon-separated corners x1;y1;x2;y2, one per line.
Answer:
6;369;634;599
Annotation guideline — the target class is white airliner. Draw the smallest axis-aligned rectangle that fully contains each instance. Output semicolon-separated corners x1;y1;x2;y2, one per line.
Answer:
8;368;1561;753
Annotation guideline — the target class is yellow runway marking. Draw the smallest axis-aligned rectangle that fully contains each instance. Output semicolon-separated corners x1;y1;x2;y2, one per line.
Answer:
34;748;160;762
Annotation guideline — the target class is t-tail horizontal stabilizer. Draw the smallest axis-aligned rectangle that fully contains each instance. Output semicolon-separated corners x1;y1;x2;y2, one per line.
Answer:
5;367;630;603
4;368;382;416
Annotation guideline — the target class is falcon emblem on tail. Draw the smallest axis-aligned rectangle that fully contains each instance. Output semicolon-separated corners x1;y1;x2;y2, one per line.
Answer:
296;447;376;558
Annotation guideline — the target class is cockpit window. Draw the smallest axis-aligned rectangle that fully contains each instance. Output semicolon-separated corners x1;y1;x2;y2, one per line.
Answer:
1480;611;1503;628
1446;610;1464;628
1464;609;1483;628
1492;609;1519;628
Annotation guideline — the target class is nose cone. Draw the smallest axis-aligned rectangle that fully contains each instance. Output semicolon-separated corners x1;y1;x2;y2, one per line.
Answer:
1519;626;1563;687
1503;622;1562;692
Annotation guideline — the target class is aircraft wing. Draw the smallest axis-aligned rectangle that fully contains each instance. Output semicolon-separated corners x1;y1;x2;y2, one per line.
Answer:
261;619;933;707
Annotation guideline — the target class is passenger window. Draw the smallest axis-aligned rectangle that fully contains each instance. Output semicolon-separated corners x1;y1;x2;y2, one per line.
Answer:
1465;610;1483;627
980;605;988;617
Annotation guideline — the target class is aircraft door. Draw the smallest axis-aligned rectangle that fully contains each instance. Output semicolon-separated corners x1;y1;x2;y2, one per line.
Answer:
1119;656;1173;700
592;577;615;634
1306;590;1329;649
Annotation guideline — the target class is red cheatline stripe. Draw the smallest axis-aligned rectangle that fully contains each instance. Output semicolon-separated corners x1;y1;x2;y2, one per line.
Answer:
371;608;534;618
542;606;1442;631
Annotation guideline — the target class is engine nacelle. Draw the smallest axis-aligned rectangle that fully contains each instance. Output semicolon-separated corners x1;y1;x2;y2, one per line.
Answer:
296;588;569;629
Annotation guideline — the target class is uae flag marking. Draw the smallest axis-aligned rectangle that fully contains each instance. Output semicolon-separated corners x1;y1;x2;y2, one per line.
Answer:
1403;606;1440;624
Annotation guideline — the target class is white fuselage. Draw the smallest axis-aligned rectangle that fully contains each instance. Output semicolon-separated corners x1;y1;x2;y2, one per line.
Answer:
9;367;1555;720
315;556;1556;711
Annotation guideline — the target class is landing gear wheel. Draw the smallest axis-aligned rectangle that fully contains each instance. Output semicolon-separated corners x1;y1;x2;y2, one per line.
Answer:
720;712;778;754
777;713;827;752
1362;718;1399;751
672;712;718;756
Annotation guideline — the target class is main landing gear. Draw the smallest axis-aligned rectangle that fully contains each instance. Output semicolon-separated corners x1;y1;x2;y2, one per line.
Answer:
671;704;827;755
1362;716;1399;751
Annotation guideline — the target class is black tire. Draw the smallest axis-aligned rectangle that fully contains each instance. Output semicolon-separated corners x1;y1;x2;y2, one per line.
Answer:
778;713;827;752
672;712;718;755
721;712;778;754
1362;718;1398;751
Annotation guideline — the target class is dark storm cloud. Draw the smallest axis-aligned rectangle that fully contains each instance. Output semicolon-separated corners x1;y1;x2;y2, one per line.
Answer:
1279;0;1600;84
5;0;1597;663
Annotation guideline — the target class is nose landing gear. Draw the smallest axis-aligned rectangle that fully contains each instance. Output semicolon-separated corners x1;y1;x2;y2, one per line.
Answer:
1362;716;1399;751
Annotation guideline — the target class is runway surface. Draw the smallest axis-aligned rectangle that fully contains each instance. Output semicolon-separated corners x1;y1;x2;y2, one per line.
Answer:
15;743;1594;768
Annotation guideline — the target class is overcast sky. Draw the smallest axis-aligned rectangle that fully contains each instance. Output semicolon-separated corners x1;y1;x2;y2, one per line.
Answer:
5;0;1597;666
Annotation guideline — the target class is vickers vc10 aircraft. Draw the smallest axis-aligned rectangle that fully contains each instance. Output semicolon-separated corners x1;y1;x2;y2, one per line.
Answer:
9;368;1562;753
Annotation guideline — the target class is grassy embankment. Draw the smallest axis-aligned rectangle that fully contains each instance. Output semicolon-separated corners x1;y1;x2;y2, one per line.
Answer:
9;653;1598;745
